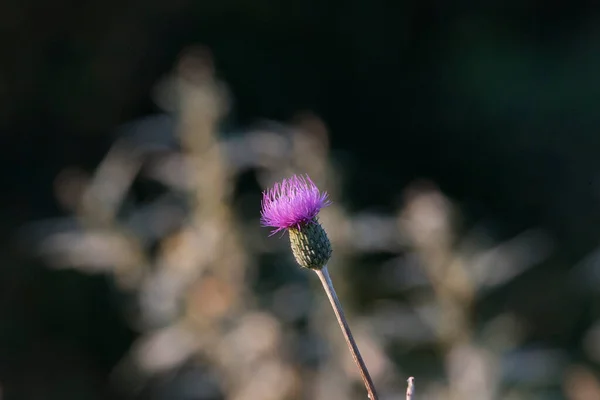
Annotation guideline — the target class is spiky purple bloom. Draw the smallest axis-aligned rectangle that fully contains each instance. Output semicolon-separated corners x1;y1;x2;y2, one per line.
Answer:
260;174;331;234
261;174;333;270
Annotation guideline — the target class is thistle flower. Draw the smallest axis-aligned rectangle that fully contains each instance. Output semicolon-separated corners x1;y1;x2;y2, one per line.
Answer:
261;174;332;270
260;174;331;233
261;174;379;400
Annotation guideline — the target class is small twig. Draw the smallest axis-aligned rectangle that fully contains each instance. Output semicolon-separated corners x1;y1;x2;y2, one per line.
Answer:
315;266;378;400
406;377;414;400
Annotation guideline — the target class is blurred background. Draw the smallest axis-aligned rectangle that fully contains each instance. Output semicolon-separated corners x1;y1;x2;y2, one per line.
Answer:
3;1;600;399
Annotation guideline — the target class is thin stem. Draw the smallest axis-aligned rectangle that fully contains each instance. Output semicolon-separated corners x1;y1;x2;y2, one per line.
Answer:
406;377;414;400
315;266;378;400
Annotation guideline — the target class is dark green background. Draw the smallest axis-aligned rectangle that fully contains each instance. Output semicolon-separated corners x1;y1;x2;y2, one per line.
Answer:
2;1;600;398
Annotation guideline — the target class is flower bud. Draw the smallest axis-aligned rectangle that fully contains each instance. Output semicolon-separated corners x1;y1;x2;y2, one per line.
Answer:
288;218;332;270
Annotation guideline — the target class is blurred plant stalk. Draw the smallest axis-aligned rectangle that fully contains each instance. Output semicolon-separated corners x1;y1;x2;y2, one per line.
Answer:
406;377;414;400
26;43;561;400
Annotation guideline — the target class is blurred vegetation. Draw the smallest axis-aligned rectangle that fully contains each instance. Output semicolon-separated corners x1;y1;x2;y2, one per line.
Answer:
2;1;600;399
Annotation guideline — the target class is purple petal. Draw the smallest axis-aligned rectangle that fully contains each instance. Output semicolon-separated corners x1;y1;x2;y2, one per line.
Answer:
260;174;331;234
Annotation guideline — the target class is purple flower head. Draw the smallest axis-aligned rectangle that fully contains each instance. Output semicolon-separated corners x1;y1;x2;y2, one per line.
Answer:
261;174;331;234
